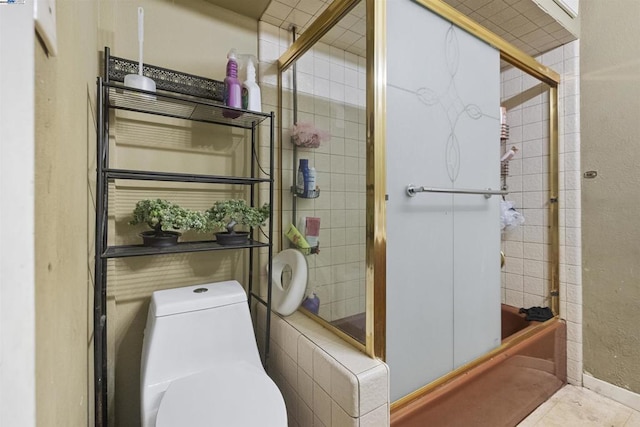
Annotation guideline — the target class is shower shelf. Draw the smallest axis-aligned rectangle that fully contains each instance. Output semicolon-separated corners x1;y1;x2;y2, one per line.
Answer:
290;185;320;199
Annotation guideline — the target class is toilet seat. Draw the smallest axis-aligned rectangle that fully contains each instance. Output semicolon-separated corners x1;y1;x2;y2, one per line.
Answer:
156;362;286;427
271;249;308;316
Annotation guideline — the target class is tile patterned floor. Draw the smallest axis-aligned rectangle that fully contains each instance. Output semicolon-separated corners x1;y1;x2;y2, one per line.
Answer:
518;385;640;426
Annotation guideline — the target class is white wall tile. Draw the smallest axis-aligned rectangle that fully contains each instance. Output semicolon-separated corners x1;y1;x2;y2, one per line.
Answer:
332;401;358;426
567;361;583;385
505;289;524;308
297;397;314;427
523;276;544;296
523;293;545;308
284;323;301;361
298;366;314;408
567;339;583;364
505;257;524;275
283;352;298;388
330;358;359;416
313;383;332;426
360;404;389;426
358;364;389;416
313;347;332;392
567;320;582;343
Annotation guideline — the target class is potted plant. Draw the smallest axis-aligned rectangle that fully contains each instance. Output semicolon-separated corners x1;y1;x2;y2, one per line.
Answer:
129;199;206;247
205;199;270;245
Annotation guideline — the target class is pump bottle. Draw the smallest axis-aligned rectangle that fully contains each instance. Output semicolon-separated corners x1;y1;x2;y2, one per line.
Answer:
223;49;242;111
242;56;262;112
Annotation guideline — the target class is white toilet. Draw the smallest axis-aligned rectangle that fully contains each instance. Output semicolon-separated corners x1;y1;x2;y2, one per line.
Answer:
140;280;287;427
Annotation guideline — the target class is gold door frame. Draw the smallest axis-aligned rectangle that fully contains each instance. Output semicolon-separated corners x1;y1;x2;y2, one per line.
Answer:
277;0;560;360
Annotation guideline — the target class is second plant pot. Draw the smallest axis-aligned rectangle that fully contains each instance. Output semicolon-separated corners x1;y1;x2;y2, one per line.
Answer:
215;231;250;246
139;230;181;247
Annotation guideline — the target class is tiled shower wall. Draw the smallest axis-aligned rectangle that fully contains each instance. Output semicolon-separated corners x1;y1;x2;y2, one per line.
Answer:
258;21;367;322
500;40;582;385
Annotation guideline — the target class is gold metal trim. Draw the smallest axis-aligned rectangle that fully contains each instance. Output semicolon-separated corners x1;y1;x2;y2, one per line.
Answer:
549;86;560;315
278;0;361;72
391;317;561;411
413;0;560;86
366;0;387;359
277;72;284;253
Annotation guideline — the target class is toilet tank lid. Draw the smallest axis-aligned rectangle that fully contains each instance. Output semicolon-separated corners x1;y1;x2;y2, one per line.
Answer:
151;281;247;317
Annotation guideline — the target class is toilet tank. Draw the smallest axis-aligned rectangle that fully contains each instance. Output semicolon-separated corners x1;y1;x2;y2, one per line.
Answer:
141;281;263;421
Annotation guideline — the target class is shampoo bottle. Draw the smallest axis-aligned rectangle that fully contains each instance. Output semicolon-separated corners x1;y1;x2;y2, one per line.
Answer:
306;166;316;197
223;49;242;110
297;158;309;195
242;56;262;112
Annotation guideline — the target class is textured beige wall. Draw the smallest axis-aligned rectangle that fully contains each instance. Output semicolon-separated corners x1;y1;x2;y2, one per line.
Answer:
35;1;258;426
34;0;100;425
109;2;258;426
581;0;640;393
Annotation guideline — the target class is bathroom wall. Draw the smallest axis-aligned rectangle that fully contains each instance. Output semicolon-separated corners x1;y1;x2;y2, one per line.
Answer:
34;1;102;425
500;39;582;385
258;20;368;323
2;4;35;427
581;0;640;394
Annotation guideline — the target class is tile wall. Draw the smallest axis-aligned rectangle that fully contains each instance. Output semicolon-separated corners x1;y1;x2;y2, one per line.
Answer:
256;306;390;426
500;40;582;385
258;21;367;322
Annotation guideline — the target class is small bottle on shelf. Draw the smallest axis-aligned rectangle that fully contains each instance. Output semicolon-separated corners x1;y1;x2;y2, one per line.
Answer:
297;158;309;195
305;166;316;197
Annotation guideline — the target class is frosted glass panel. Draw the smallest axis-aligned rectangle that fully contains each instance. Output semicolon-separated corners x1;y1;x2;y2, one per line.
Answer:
386;1;501;401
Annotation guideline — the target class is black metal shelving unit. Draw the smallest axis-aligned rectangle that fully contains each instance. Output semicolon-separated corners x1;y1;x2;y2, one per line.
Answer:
94;47;274;427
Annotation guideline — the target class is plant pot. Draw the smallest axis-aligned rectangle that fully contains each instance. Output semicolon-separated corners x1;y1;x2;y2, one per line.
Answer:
139;230;181;247
215;231;250;246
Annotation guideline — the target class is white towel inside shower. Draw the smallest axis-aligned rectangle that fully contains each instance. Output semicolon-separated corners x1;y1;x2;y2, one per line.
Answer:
500;200;525;231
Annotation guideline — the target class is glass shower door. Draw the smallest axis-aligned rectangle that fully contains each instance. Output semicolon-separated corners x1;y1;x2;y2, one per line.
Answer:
386;0;501;401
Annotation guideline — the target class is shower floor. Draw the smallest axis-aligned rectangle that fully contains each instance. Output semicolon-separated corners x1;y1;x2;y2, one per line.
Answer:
331;312;366;342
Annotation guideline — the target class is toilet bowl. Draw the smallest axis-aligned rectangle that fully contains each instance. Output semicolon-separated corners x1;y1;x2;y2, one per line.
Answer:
140;281;286;427
155;363;284;427
271;248;308;316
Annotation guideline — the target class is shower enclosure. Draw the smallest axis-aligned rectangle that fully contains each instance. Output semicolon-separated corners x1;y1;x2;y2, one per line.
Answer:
277;0;561;417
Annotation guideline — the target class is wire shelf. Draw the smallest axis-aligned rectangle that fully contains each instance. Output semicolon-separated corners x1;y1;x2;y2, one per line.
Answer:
103;239;269;259
105;168;271;184
106;83;270;129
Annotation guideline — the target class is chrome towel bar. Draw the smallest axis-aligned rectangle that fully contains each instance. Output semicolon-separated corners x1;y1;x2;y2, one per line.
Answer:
406;184;508;199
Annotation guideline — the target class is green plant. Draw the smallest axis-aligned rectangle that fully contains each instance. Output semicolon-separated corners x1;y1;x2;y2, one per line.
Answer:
205;200;270;234
129;199;206;234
